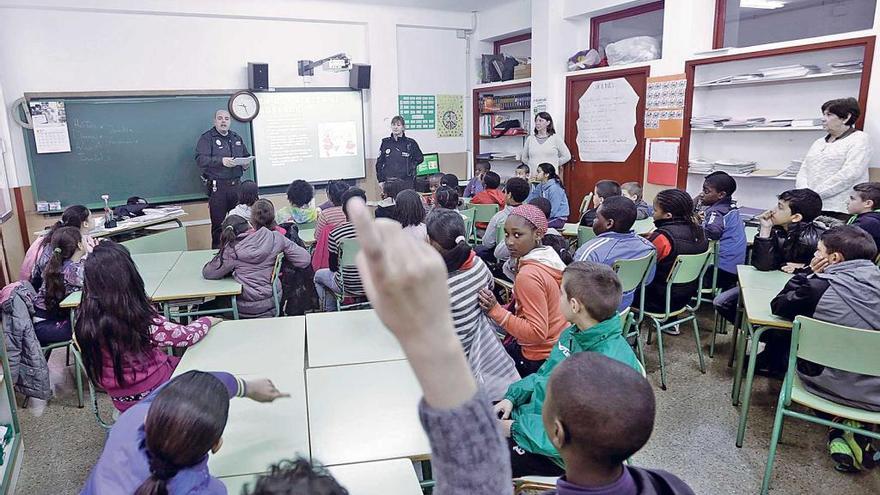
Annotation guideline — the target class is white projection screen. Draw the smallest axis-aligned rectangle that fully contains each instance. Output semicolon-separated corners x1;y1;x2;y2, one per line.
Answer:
252;90;367;186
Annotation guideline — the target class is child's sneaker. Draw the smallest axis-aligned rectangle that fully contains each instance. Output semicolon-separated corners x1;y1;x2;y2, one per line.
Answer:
828;419;877;472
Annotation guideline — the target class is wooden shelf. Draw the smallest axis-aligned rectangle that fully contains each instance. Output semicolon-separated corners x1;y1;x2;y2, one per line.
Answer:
691;126;825;132
480;108;529;114
694;70;861;88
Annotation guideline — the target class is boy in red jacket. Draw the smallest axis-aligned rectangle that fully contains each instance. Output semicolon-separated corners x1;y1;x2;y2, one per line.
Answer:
471;171;506;229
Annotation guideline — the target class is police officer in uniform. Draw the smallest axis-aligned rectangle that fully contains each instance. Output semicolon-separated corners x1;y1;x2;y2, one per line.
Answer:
376;115;424;190
196;109;252;247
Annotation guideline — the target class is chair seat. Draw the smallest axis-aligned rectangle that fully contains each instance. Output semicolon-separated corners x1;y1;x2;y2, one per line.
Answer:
643;306;689;320
791;375;880;425
495;278;514;291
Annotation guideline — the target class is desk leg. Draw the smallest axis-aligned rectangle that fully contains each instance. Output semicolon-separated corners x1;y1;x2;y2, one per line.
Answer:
727;288;744;369
736;323;767;448
231;295;239;320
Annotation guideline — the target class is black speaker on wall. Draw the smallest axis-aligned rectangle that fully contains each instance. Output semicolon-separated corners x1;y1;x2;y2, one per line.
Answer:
248;62;269;90
349;64;371;90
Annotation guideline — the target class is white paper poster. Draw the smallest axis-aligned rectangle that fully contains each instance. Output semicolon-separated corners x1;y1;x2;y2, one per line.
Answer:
29;100;71;154
576;78;639;162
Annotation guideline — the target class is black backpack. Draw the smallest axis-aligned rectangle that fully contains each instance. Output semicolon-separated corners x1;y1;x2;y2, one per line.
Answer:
278;223;319;315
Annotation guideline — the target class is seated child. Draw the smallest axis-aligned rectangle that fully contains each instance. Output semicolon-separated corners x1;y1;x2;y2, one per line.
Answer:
470;171;506;229
76;242;221;412
493;261;641;477
375;177;407;219
426;209;520;400
526;163;569;229
495;197;571;275
638;189;709;324
479;177;530;261
574;196;656;311
22;204;91;286
478;205;568;376
580;179;621;227
422;172;444;211
621;181;654;220
203;213;310;318
463;161;489;197
847;182;880;249
440;173;460;190
515;163;530;181
82;371;287;493
540;352;695;493
226;179;259;221
434;184;461;210
700;171;747;291
275;179;319;226
312;180;352;271
32;227;86;346
771;225;880;471
313;188;368;312
714;188;826;326
250;198;287;236
392;189;428;242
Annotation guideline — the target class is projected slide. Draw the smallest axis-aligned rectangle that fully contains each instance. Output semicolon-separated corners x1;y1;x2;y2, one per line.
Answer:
252;90;366;185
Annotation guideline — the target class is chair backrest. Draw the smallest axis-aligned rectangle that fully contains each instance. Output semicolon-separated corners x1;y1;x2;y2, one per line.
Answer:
791;316;880;378
470;204;499;223
667;250;711;285
496;223;505;246
338;238;361;267
577;226;596;248
612;252;656;293
270;252;284;317
579;192;594;215
298;220;317;230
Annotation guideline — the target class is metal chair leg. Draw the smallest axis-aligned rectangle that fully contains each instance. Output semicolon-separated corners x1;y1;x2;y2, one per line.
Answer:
654;319;667;390
691;317;706;373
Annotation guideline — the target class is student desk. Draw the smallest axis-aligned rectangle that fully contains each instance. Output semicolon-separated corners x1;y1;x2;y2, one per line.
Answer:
307;360;430;466
306;309;405;367
219;458;422;495
172;317;309;478
731;265;793;447
151;249;242;320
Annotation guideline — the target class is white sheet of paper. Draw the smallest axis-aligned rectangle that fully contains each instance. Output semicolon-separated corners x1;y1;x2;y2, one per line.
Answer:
576;78;639;163
229;156;255;167
649;140;679;164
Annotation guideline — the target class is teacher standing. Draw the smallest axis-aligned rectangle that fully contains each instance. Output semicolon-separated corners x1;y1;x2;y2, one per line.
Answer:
376;115;423;190
521;112;571;170
796;97;872;218
196;109;251;247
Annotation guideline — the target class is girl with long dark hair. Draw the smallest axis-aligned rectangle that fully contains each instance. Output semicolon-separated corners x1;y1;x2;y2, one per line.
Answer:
23;204;95;286
392;189;427;241
426;209;519;399
82;370;287;494
521;112;571;171
527;163;570;229
75;242;222;412
32;227;86;345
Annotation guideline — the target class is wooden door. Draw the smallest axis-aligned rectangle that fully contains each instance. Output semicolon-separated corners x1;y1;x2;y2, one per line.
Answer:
562;67;649;222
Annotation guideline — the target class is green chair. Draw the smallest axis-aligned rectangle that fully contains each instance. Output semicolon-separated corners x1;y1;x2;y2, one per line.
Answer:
469;204;500;244
577;226;596;248
335;238;370;311
760;316;880;494
41;340;83;409
495;223;505;249
271;252;284;317
642;250;712;390
579;192;594;216
70;344;114;429
297;220;317;231
459;208;476;245
612;252;656;366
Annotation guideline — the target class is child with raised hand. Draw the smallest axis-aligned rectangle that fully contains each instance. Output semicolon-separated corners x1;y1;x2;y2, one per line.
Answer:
494;261;641;477
226;179;259;221
574;196;656;312
392;189;428;242
203;213;310;318
426;209;520;400
76;242;223;412
579;179;621;228
276;179;319;226
33;227;87;346
82;370;288;494
541;352;695;493
699;171;747;291
621;181;653;220
478;204;568;376
846;182;880;249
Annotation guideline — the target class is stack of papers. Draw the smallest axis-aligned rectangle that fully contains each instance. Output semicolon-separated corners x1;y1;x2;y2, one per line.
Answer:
758;64;821;79
791;118;824;127
721;117;767;128
766;119;793;127
829;60;862;73
691;115;730;129
689;158;714;173
713;159;756;175
778;159;803;178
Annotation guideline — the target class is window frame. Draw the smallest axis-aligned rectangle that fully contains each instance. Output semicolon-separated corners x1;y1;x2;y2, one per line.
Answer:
589;1;665;51
493;33;532;56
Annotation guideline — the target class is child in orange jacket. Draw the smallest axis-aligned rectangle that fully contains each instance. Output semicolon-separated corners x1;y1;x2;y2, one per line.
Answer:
471;171;506;229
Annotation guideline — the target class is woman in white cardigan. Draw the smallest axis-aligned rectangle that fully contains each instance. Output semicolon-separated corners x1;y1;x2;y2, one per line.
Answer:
796;97;872;217
521;112;572;170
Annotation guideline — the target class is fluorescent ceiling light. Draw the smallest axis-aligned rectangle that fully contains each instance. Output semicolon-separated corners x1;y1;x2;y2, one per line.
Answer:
741;0;786;8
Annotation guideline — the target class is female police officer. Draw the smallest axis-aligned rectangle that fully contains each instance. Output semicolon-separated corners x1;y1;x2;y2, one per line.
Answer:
376;115;424;191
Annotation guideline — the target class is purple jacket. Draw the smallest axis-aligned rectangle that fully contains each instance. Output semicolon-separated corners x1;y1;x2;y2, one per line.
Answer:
81;371;237;495
203;227;310;318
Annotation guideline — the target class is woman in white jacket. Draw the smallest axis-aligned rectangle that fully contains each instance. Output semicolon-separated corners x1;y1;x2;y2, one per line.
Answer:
796;97;872;218
521;112;571;170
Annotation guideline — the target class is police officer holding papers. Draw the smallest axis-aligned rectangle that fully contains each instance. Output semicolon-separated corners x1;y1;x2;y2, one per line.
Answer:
195;109;253;247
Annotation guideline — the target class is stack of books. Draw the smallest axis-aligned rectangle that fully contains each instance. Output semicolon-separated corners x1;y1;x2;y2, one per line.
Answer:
778;159;803;178
689;158;714;173
721;117;766;128
690;115;730;129
479;93;530;112
714;159;757;175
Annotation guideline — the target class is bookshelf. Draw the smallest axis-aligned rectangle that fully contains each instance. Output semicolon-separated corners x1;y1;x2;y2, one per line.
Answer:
472;79;531;180
680;36;875;208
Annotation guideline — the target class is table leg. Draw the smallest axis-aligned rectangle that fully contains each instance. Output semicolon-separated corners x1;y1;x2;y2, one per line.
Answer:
736;323;767;448
727;288;744;369
231;295;239;320
731;321;747;405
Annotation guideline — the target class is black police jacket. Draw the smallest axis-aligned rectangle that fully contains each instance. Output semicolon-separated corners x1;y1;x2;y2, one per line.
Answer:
375;133;423;183
195;128;251;180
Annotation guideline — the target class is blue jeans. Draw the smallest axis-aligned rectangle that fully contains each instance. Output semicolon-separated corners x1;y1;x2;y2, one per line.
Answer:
34;318;72;347
713;287;740;324
313;268;340;312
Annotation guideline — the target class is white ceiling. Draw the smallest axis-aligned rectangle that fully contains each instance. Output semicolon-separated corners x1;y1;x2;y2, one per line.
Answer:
333;0;516;12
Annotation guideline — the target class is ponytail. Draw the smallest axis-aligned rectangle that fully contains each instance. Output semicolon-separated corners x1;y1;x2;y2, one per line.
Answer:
134;452;178;495
43;227;81;313
655;189;704;241
538;163;564;190
426;209;473;273
217;215;250;266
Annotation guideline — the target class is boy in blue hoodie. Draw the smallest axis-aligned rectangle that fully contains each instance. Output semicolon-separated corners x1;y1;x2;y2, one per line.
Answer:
574;196;656;311
699;171;747;291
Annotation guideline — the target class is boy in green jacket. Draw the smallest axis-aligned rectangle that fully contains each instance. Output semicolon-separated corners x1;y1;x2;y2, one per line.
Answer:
494;261;641;477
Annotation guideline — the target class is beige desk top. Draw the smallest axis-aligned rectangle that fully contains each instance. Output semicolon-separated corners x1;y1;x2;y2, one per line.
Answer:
151;249;241;302
306;309;405;368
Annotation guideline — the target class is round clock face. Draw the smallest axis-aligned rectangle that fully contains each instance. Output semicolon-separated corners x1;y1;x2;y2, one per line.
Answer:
229;91;260;122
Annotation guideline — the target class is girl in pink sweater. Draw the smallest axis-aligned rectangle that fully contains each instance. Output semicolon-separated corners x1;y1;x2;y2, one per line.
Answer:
75;242;221;412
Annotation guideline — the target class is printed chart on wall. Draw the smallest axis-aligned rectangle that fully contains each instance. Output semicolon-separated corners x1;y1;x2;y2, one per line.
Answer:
398;95;435;130
644;74;686;139
576;78;639;162
436;94;463;138
29;100;71;153
647;138;680;186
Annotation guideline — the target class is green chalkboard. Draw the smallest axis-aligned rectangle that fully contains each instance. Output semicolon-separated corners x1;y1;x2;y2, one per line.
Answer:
23;94;254;209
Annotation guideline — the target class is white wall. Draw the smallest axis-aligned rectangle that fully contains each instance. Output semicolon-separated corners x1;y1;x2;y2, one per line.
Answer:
0;0;473;187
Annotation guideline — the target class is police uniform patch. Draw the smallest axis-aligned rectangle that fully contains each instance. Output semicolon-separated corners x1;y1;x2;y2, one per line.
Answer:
215;139;222;146
235;141;241;146
385;149;391;155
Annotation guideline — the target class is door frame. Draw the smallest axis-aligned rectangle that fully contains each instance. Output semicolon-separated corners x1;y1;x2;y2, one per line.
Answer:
563;65;651;215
